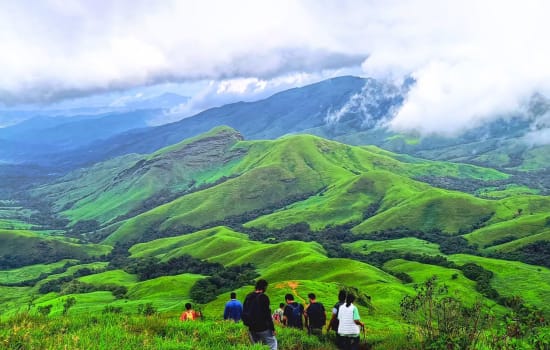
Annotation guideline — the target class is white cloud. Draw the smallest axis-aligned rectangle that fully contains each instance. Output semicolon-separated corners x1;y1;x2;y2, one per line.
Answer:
359;1;550;136
150;70;354;125
2;0;550;137
0;0;365;105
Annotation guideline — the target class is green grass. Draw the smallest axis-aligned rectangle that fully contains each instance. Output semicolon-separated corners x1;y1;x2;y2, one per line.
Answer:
130;226;412;324
0;229;112;264
383;259;497;308
465;213;550;249
352;187;494;235
477;184;539;198
449;254;550;314
78;269;138;286
0;312;335;350
344;238;442;256
50;131;510;244
0;260;76;285
486;230;550;252
32;127;246;225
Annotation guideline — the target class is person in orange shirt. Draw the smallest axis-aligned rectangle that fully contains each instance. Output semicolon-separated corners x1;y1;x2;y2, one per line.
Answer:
180;302;200;321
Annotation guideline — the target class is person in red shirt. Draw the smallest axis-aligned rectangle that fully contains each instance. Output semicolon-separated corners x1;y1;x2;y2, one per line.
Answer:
180;302;200;321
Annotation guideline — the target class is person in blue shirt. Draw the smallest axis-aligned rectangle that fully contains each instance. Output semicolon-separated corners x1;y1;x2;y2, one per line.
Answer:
224;292;243;322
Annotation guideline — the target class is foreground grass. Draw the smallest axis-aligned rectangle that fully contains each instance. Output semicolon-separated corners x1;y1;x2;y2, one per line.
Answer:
0;312;335;350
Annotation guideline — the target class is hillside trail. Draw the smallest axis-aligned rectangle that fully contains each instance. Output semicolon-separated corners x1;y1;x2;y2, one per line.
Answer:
274;281;307;304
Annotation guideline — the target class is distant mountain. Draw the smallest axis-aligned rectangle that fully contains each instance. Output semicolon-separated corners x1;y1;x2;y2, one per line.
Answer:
3;75;550;180
22;76;405;169
0;109;160;164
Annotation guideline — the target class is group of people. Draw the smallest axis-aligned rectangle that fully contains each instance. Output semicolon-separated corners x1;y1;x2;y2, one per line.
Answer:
180;279;365;350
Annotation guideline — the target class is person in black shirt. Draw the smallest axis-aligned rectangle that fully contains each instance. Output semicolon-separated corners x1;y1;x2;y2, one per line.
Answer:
283;293;304;329
242;279;277;350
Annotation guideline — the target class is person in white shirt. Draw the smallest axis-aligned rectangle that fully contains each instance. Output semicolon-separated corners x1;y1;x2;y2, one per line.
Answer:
337;293;364;350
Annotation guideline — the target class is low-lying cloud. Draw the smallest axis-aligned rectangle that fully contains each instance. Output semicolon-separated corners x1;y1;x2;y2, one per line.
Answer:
2;0;550;140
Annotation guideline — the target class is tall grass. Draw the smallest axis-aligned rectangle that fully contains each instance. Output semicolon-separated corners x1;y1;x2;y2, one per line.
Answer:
0;312;335;350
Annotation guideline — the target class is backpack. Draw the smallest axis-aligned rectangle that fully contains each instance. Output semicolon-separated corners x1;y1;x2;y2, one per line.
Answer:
328;301;344;331
182;310;195;321
306;302;326;329
272;309;283;323
287;303;303;327
242;293;261;327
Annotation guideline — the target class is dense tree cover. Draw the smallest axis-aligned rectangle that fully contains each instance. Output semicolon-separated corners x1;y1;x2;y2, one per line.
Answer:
124;255;223;281
0;240;88;270
38;267;101;294
414;176;507;194
0;261;77;287
190;264;259;304
489;241;550;269
110;252;258;304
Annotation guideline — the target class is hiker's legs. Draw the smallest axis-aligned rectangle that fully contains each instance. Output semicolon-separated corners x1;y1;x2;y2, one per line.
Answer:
249;330;277;350
349;336;360;350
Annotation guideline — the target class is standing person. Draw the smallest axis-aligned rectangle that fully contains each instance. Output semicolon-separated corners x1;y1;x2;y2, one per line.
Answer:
328;289;347;349
242;279;277;350
272;303;285;325
337;293;364;350
283;293;305;329
180;302;199;321
304;293;326;336
224;292;243;322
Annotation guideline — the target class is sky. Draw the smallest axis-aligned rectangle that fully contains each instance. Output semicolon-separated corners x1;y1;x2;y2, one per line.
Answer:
1;0;550;135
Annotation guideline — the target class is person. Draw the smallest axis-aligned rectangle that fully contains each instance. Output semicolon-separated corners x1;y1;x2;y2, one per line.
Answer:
180;302;200;321
272;303;285;324
304;293;326;336
242;279;277;350
328;289;347;349
283;293;304;329
224;291;243;322
337;293;364;350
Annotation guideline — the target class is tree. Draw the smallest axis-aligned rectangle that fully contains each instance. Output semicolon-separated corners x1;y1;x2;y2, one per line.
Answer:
62;297;77;316
400;276;488;349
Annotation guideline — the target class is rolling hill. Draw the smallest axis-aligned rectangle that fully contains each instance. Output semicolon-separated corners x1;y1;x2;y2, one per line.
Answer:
1;92;550;348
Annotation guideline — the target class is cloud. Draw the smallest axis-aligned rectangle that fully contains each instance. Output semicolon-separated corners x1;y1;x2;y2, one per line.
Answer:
358;1;550;136
0;0;365;105
149;70;357;125
2;0;550;139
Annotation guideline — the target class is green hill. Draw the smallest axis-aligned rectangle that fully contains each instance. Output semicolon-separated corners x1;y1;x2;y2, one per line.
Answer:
2;128;549;349
0;229;110;268
31;126;246;225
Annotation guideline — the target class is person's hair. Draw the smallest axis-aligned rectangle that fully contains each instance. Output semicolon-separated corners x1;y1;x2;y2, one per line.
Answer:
285;293;294;301
279;303;285;308
230;292;236;299
338;289;347;302
255;279;268;291
345;293;355;307
185;302;192;310
308;293;316;300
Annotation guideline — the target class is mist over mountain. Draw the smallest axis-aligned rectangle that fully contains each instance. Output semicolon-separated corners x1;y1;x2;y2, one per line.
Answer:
3;75;549;180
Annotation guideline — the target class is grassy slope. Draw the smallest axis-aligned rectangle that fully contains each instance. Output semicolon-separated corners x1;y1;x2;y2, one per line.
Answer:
31;126;245;225
0;259;76;284
130;227;423;324
449;254;550;314
0;229;111;261
345;238;442;256
383;259;497;307
465;213;550;248
104;134;514;244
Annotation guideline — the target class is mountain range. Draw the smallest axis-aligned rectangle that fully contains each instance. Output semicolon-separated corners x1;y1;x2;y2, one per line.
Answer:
0;75;549;349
